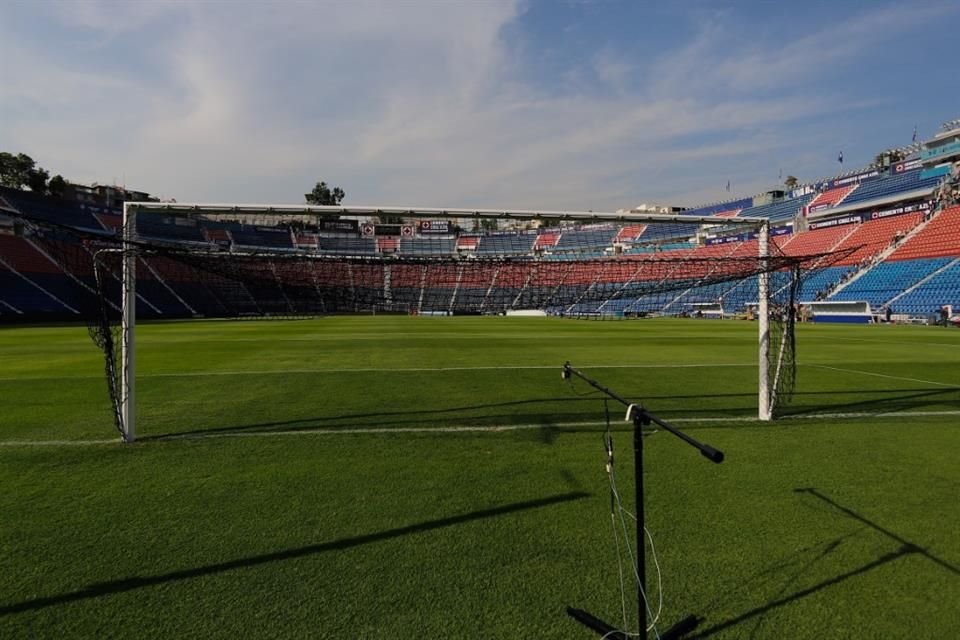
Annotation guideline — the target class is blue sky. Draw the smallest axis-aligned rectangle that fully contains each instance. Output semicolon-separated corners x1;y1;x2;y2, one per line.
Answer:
1;0;958;210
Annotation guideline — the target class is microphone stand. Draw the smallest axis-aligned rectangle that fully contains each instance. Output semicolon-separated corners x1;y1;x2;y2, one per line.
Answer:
562;362;724;640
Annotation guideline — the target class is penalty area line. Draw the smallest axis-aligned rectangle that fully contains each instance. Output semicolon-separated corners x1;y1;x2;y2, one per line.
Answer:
805;364;959;389
5;410;960;446
0;439;117;447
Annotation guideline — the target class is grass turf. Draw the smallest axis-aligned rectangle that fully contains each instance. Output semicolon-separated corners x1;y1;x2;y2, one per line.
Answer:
0;317;958;638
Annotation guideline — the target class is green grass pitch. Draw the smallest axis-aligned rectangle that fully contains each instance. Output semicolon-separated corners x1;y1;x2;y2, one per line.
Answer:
1;317;958;638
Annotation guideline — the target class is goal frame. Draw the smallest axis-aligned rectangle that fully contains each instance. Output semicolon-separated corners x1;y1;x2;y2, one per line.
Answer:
119;202;773;441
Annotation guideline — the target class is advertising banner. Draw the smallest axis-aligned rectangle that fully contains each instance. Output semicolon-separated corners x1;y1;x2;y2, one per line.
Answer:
828;169;880;189
869;202;928;220
375;224;401;236
418;219;450;234
319;219;359;233
808;214;863;230
892;159;923;174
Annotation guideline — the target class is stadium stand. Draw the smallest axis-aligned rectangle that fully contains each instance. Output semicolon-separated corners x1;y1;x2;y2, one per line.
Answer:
319;237;376;254
232;227;293;249
831;258;953;308
456;236;480;251
807;185;857;213
0;186;106;232
400;237;456;255
533;231;560;250
840;169;942;207
829;212;924;265
682;197;752;217
780;224;853;257
740;194;814;223
2;137;958;322
377;237;399;253
890;259;960;314
553;226;616;251
614;225;646;243
477;233;535;254
888;205;960;260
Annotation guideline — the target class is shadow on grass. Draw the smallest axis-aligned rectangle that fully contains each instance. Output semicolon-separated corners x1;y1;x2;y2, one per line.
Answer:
142;386;960;442
0;490;590;617
689;488;958;638
779;387;960;419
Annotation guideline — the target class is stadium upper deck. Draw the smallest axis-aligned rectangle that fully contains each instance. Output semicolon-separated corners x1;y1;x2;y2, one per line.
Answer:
1;121;959;321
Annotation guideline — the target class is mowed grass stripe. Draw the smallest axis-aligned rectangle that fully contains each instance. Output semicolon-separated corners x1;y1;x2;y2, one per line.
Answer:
1;317;958;638
0;361;756;382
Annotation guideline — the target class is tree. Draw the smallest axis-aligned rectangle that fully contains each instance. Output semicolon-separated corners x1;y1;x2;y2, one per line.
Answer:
0;152;37;189
0;152;54;194
47;175;68;198
26;167;49;194
305;181;345;206
784;175;798;189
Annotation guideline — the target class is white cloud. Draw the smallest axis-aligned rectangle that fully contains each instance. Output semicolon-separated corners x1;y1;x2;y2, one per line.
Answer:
0;1;952;210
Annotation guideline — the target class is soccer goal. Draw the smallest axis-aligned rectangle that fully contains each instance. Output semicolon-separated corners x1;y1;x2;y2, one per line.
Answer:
11;202;838;440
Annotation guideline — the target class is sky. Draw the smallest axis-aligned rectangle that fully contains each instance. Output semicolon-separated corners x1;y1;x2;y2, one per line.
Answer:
1;0;958;211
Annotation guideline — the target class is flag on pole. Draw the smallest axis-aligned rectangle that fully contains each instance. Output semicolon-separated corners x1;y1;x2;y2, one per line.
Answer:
912;126;918;143
838;151;844;165
726;180;731;192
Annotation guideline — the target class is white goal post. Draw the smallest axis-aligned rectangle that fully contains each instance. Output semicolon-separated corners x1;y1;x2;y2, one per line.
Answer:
119;202;775;441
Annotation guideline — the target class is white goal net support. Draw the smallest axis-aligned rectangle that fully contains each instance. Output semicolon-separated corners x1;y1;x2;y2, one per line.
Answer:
9;203;854;440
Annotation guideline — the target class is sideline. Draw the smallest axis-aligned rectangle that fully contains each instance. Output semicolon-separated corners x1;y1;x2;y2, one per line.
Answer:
4;409;960;447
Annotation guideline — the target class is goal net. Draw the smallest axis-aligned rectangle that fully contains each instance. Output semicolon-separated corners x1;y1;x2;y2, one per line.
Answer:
7;203;852;440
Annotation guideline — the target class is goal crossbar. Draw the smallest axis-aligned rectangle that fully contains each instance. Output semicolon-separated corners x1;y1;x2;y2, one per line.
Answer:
116;202;775;442
125;202;768;226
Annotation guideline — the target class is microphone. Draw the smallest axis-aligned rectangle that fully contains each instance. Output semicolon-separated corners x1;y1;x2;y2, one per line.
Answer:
699;445;724;464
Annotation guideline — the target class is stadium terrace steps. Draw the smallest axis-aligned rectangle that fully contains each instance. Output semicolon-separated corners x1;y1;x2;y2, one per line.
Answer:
830;258;953;308
841;169;942;207
95;213;123;232
614;225;646;243
739;194;814;223
780;224;854;257
552;226;616;250
456;236;479;250
0;187;107;232
3;174;959;319
533;231;560;250
399;237;455;255
830;212;924;266
207;228;234;245
477;233;535;254
806;185;857;213
884;257;960;314
0;267;77;314
377;237;399;253
889;205;960;261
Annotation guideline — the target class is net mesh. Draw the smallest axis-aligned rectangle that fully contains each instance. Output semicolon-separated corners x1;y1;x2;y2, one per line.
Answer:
3;208;855;437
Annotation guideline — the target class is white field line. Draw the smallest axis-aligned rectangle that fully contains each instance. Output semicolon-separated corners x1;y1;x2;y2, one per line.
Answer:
4;410;960;447
827;336;960;349
0;362;754;382
0;439;116;447
806;364;959;389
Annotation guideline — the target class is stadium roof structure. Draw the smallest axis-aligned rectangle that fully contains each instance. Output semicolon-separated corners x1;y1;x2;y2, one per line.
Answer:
125;202;768;226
